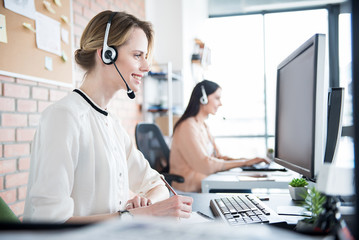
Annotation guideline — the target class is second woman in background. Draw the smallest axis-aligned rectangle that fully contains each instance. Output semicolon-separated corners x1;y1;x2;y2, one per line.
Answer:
169;80;269;192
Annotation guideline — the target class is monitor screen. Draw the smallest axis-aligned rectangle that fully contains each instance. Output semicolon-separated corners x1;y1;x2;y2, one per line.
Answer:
274;34;327;181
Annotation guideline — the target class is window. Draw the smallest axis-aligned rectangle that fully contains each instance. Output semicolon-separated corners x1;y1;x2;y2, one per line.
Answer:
201;14;266;157
200;9;340;159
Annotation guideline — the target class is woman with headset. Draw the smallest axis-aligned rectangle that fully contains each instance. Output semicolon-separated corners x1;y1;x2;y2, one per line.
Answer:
169;80;269;192
24;11;192;223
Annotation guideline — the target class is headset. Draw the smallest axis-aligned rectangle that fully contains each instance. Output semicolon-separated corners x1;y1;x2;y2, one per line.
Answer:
102;12;135;99
200;85;208;105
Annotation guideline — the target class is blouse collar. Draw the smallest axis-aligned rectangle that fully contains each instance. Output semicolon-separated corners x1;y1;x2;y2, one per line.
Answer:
73;89;108;116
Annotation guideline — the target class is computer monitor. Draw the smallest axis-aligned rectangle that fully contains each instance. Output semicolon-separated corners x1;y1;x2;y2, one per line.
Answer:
323;87;344;164
274;33;327;181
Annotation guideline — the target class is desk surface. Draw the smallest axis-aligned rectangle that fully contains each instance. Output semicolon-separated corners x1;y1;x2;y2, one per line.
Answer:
0;193;341;240
201;169;300;193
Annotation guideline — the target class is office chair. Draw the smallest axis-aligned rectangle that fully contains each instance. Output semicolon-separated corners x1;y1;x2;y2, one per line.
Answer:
135;123;184;186
0;197;20;223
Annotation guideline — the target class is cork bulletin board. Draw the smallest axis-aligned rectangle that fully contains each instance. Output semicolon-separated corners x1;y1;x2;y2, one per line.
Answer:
0;0;73;86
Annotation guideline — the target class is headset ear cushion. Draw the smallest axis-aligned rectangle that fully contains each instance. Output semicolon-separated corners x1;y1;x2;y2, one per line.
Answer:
200;96;208;105
200;85;208;105
102;46;118;65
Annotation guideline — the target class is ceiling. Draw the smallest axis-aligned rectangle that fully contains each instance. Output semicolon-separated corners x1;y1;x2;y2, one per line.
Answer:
208;0;349;17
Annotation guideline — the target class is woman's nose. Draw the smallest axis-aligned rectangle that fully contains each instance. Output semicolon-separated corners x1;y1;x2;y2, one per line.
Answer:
140;59;150;72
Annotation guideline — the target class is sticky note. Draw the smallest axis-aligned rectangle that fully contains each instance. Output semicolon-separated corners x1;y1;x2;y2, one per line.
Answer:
43;0;56;14
23;22;36;32
0;14;8;43
54;0;62;7
61;51;68;62
61;15;69;24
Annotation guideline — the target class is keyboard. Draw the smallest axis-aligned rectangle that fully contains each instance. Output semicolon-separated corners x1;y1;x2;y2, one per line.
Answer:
210;194;284;226
241;162;287;172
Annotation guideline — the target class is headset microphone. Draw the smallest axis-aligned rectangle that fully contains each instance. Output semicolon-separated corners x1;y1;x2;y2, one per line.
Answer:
112;59;135;99
102;12;135;99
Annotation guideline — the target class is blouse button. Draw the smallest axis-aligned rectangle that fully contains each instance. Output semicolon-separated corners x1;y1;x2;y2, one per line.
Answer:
119;173;122;177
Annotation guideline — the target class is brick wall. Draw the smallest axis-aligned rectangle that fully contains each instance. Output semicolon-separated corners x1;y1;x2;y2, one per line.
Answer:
0;0;146;220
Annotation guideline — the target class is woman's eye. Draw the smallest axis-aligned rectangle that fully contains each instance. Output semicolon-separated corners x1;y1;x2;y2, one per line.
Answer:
135;54;141;58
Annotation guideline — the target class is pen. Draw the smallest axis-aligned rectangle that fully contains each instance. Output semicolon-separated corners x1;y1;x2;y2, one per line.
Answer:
160;176;177;195
197;211;214;220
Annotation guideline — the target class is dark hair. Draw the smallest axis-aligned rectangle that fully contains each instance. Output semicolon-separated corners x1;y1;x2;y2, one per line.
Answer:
74;11;154;74
173;80;220;133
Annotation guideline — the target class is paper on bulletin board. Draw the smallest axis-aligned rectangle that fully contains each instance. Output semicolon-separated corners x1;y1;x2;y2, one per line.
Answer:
45;56;53;71
4;0;36;19
0;14;7;43
35;12;61;56
61;28;69;44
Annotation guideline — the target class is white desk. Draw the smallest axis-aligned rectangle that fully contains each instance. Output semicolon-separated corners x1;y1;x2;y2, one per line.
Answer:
201;169;300;193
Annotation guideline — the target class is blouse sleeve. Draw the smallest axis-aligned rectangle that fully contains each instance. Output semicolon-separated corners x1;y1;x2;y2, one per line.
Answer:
174;120;224;175
25;106;80;222
120;125;165;195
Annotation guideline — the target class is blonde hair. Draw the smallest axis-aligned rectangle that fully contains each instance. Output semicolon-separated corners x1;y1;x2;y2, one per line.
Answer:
75;11;154;73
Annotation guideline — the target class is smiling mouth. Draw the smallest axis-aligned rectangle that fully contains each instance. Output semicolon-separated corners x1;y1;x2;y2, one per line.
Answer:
132;74;142;81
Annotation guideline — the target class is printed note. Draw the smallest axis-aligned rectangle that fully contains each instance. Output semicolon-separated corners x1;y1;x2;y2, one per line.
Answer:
35;12;61;56
4;0;36;19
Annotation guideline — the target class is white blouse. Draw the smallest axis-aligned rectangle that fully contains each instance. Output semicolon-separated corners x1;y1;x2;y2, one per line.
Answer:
24;90;164;223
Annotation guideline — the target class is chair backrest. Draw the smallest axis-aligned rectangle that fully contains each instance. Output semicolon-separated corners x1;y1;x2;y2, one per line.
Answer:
0;197;20;223
135;123;170;173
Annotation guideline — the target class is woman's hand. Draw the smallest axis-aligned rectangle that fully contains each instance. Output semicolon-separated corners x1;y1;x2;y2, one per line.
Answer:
245;157;271;167
220;156;235;161
128;195;193;218
125;195;152;209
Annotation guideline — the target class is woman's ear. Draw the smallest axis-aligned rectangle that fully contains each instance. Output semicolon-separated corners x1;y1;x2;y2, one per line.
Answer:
96;49;103;63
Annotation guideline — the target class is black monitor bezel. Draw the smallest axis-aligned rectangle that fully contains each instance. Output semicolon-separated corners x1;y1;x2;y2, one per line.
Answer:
274;33;326;181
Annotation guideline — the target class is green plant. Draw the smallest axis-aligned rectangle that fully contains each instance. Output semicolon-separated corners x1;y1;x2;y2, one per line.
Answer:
289;178;308;187
302;186;326;224
266;148;274;160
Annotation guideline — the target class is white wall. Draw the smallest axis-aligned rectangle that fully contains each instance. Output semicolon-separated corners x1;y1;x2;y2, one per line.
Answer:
181;0;209;104
145;0;183;71
145;0;208;108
